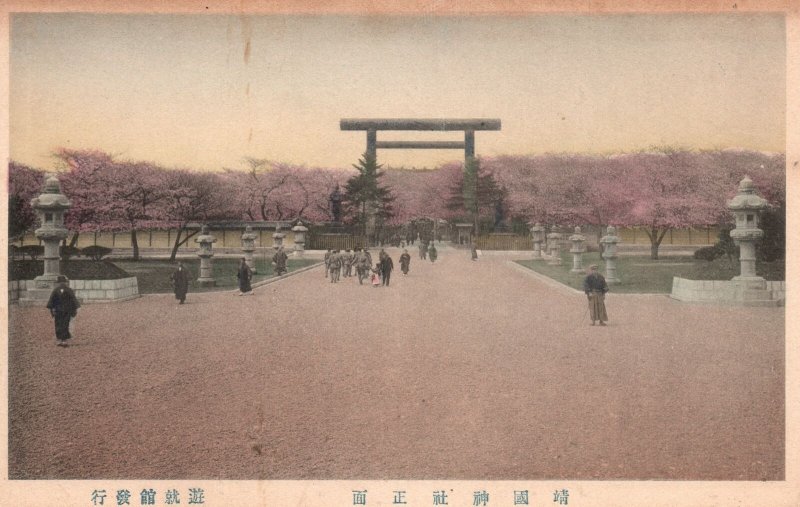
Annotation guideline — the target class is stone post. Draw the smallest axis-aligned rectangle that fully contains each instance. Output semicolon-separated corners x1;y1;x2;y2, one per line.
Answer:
194;225;217;287
600;225;620;284
273;224;286;250
727;175;770;299
530;223;545;260
291;221;308;257
241;225;258;274
569;226;587;273
30;174;71;291
546;231;562;265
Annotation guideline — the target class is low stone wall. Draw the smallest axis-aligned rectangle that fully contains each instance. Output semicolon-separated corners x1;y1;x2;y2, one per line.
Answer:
671;277;784;306
11;277;140;304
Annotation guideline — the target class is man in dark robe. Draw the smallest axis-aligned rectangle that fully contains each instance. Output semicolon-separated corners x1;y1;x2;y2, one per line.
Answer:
428;243;438;263
471;244;478;261
399;249;411;275
46;275;80;346
583;264;609;326
170;262;190;304
380;252;394;286
237;257;253;295
273;246;289;276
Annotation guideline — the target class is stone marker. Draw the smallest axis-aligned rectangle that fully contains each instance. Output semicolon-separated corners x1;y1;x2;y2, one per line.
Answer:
727;175;771;302
29;174;72;298
195;225;217;287
241;225;258;274
273;224;286;250
291;221;308;257
600;225;620;284
530;223;545;261
546;231;562;265
569;226;587;273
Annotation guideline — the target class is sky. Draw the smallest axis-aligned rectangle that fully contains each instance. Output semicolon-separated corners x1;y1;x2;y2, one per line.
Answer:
9;13;786;172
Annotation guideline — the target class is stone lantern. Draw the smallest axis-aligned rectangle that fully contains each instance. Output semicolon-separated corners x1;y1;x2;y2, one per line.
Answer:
194;225;217;287
546;231;562;265
241;225;258;274
291;220;308;257
727;175;769;290
30;174;71;291
530;223;545;261
273;224;286;250
600;225;620;284
569;226;587;273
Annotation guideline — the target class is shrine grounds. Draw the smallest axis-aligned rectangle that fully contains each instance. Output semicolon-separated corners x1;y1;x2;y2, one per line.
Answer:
8;247;784;480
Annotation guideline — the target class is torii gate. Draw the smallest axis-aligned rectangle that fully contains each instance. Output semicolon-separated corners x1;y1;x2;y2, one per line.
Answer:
340;118;501;164
340;118;501;240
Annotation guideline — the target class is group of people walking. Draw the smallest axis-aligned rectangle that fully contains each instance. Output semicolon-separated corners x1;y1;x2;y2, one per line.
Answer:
418;241;438;262
324;246;418;287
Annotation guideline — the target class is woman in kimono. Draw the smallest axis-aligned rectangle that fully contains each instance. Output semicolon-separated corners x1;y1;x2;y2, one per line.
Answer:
237;257;253;296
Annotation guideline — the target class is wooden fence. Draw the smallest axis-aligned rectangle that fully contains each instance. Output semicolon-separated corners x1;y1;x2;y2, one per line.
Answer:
307;234;366;251
475;234;533;251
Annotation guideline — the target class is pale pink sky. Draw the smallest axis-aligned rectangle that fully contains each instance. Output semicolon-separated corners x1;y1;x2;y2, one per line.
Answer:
10;13;785;171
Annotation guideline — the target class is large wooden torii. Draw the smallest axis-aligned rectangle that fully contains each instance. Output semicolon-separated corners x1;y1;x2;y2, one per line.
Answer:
340;118;501;164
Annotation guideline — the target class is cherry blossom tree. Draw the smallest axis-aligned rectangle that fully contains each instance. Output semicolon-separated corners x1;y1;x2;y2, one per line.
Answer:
8;161;45;241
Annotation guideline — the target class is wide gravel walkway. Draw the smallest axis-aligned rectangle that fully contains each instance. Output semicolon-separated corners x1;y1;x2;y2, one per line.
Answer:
8;247;784;480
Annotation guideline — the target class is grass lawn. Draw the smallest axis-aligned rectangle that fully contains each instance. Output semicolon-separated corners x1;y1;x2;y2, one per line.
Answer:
516;252;784;294
112;257;319;294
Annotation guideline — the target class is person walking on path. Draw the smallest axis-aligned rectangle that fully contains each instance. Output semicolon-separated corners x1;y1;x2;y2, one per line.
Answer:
329;250;342;283
471;244;478;261
170;262;190;304
370;263;382;287
399;249;411;275
419;242;427;260
272;246;289;276
47;275;80;347
237;257;253;296
428;243;438;263
583;264;609;326
324;249;332;278
380;252;394;286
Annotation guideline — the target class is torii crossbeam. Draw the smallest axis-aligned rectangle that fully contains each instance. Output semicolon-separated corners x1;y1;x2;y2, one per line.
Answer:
340;118;501;163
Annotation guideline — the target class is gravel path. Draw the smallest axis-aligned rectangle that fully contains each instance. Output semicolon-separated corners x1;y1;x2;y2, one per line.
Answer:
8;248;784;479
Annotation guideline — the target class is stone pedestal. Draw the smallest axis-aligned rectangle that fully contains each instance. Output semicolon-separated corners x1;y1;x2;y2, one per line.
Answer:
291;221;308;257
546;232;562;265
600;226;620;284
195;225;217;287
569;226;586;273
530;223;545;261
241;225;258;274
29;175;72;298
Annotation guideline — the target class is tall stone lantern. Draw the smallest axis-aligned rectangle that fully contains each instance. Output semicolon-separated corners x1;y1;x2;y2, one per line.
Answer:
569;226;587;273
195;225;217;287
727;175;768;286
600;225;620;284
546;231;562;265
291;221;308;257
241;225;258;274
30;174;71;290
530;223;545;261
273;224;286;250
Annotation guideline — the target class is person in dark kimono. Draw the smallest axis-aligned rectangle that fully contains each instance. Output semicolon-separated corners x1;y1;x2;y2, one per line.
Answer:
428;243;438;263
46;275;80;346
419;242;427;260
380;252;394;286
471;244;478;261
399;249;411;275
237;257;253;296
272;246;288;276
170;262;190;304
583;264;609;326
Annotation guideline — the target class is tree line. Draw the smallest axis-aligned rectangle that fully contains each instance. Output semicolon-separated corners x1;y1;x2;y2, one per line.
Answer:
9;147;784;260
